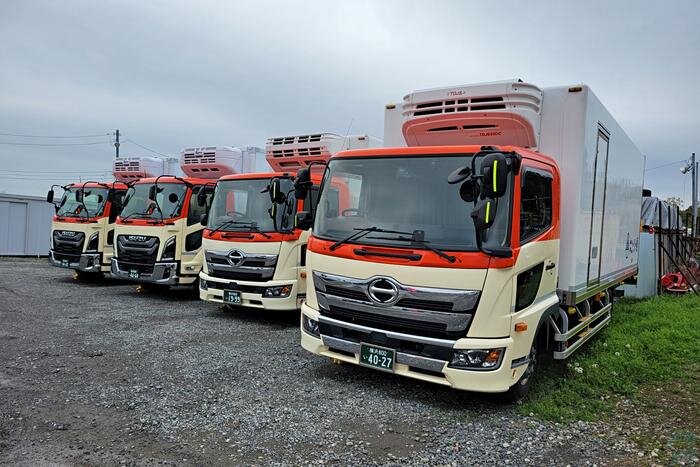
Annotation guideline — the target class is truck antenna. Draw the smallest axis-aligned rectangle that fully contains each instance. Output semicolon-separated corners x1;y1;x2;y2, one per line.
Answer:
343;119;354;150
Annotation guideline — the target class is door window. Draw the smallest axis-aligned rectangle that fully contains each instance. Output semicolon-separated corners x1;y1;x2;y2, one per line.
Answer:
520;168;553;243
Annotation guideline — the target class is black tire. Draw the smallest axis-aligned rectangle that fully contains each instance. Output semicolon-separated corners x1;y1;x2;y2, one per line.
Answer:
503;343;537;403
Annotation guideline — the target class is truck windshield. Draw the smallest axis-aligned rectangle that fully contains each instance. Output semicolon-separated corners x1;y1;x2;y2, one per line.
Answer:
57;187;110;218
208;178;296;232
120;182;188;220
314;155;511;251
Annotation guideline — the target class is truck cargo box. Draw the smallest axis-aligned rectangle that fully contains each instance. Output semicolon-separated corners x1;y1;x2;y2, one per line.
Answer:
539;85;643;304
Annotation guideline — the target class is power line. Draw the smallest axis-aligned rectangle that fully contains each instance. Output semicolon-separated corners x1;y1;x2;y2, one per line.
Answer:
123;139;170;158
0;175;111;181
0;169;111;174
0;132;111;138
0;140;110;147
645;159;687;171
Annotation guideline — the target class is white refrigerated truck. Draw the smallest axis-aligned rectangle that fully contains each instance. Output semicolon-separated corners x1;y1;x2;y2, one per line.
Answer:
296;80;644;399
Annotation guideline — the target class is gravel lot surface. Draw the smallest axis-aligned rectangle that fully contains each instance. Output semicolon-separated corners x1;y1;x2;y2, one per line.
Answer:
0;258;638;466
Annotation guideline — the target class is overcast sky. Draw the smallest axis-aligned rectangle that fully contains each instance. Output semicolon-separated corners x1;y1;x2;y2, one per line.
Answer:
1;0;699;204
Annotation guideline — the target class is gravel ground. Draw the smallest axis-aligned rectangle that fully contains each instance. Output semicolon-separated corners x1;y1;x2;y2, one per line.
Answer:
0;258;639;466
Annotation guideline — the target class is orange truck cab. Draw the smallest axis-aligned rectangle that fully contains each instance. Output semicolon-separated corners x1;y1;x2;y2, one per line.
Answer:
47;180;129;275
297;80;644;399
198;133;380;311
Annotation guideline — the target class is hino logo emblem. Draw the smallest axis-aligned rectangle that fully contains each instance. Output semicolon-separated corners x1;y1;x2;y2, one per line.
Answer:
368;278;400;305
61;231;76;237
227;250;245;266
128;235;147;242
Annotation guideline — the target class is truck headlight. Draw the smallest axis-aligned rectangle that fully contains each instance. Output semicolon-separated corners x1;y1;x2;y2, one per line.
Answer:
449;348;505;370
302;315;320;337
86;232;99;252
263;285;292;298
162;236;176;260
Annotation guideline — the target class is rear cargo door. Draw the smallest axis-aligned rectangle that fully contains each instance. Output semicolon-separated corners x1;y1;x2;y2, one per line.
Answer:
587;126;610;284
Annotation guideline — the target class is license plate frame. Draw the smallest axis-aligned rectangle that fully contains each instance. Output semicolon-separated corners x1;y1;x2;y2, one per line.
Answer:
223;290;242;305
359;343;395;372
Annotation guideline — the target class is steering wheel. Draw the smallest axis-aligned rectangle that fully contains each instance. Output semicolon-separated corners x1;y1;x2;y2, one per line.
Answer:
342;208;362;217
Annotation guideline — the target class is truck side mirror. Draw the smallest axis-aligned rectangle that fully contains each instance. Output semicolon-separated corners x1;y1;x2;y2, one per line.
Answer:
148;185;157;200
46;189;54;203
268;178;287;204
295;211;313;230
480;153;509;198
294;168;311;200
168;192;179;203
200;213;208;226
75;189;84;203
197;188;208;207
471;198;497;231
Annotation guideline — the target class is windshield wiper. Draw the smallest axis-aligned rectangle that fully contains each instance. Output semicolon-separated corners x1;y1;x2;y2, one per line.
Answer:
329;226;414;251
120;211;150;222
365;233;456;263
209;220;272;239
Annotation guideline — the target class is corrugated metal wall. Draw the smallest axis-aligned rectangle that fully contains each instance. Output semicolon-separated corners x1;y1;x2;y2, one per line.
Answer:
0;194;54;256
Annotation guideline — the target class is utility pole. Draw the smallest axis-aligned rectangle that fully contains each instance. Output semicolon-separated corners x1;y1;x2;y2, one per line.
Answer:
114;129;120;158
682;152;697;236
693;152;697;236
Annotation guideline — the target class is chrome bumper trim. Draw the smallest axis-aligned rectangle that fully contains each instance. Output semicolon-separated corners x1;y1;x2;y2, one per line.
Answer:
110;258;179;285
49;251;102;272
318;314;457;347
321;335;447;373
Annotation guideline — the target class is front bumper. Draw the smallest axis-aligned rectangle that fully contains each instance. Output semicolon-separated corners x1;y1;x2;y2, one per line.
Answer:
300;303;523;393
49;250;103;273
110;258;181;285
199;270;302;311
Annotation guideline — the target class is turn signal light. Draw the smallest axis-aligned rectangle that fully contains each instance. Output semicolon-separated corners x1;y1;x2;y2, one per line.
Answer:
514;322;528;332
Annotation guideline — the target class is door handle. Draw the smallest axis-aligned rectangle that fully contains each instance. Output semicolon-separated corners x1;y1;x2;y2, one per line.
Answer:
545;261;556;271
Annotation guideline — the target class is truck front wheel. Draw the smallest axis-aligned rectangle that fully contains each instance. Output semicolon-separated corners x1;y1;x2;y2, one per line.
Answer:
503;343;537;402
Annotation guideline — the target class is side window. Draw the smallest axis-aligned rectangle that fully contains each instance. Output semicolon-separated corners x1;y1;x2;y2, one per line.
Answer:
303;186;320;213
520;168;553;243
109;190;127;223
188;186;214;226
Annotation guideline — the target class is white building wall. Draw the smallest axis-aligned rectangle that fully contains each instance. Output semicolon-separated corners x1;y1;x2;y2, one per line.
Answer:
0;194;54;256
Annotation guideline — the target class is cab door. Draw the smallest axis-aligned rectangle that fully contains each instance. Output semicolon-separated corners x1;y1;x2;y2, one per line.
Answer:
509;162;559;360
180;185;215;274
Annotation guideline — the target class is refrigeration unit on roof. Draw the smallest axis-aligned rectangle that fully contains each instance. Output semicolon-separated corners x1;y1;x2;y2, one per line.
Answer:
179;146;264;179
390;80;543;149
264;133;382;172
112;156;170;182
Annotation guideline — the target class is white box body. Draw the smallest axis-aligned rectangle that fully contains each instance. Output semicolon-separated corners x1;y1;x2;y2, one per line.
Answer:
112;156;181;182
180;146;266;179
265;133;382;172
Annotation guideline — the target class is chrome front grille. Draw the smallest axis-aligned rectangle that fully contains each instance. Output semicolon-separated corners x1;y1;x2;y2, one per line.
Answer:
52;230;85;261
115;235;159;274
313;272;480;338
205;250;278;282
